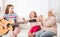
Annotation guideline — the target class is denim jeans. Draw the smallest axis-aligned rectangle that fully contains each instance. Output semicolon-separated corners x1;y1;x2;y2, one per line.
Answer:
35;30;56;37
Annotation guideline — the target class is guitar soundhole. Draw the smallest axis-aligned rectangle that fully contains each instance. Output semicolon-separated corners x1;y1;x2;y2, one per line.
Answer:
7;23;10;27
3;27;4;29
2;23;10;35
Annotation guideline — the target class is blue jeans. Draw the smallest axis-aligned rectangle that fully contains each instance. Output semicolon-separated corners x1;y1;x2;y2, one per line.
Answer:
35;30;56;37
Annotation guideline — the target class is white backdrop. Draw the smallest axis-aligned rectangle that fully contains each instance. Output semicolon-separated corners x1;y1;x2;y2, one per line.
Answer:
5;0;49;19
4;0;60;22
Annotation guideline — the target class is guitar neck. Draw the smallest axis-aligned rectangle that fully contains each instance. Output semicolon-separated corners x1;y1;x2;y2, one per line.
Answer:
10;19;37;26
11;21;25;26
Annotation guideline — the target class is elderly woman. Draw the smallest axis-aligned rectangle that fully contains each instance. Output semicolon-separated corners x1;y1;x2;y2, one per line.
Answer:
35;10;57;37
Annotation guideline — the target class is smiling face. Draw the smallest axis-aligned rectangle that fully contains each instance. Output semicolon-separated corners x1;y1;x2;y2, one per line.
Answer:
5;4;14;14
29;11;37;18
48;10;54;17
9;6;14;14
48;11;54;17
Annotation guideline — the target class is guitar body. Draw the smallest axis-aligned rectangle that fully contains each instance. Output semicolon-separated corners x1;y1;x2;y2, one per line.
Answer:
0;18;25;35
0;26;9;35
0;19;14;35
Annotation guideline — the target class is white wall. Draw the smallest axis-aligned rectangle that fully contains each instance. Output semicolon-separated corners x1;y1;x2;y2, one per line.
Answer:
5;0;60;23
5;0;48;19
0;0;4;12
55;0;60;23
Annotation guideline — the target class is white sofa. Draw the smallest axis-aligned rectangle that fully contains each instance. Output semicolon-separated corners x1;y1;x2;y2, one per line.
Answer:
2;23;60;37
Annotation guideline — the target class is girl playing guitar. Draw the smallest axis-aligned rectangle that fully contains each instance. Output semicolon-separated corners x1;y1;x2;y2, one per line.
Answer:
3;4;20;37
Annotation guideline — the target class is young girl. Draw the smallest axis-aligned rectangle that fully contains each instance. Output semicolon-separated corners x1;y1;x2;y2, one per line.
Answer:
3;4;20;37
28;11;41;37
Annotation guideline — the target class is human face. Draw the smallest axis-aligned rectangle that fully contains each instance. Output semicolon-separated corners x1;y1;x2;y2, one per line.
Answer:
48;12;52;17
30;12;36;18
9;6;14;14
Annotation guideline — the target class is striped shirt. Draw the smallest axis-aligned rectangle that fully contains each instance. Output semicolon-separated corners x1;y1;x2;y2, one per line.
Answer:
3;13;17;22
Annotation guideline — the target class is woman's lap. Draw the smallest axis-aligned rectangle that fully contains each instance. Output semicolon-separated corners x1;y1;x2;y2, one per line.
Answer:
29;26;41;33
35;30;55;37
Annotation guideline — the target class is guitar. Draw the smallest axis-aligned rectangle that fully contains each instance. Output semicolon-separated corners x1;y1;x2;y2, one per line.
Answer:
0;18;37;35
0;19;25;35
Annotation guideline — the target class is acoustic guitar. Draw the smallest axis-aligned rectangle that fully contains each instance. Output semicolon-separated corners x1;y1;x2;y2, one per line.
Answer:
0;19;25;35
0;18;37;35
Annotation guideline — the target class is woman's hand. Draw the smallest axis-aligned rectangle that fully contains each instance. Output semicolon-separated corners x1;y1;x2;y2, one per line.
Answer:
22;18;28;24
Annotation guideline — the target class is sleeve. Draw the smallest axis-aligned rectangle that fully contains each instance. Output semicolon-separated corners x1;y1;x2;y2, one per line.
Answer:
3;14;7;19
14;13;18;17
14;13;19;22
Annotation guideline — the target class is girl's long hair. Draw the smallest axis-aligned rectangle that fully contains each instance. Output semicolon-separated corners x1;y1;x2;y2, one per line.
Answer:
5;4;14;14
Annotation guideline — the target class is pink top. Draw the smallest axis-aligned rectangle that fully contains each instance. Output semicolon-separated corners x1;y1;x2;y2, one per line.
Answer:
42;16;57;34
